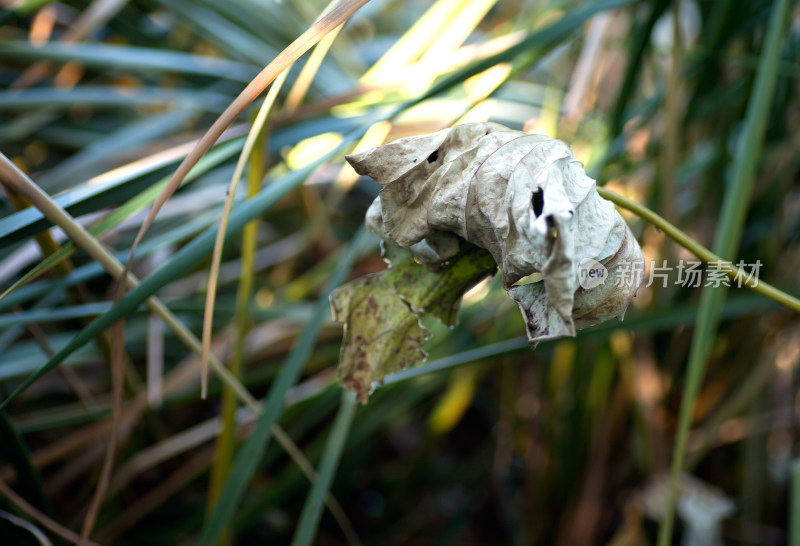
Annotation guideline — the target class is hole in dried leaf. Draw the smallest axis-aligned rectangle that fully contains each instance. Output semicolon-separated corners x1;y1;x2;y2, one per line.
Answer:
427;149;439;163
532;188;544;217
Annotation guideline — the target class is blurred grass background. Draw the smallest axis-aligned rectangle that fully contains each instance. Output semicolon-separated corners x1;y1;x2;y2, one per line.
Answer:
0;0;799;544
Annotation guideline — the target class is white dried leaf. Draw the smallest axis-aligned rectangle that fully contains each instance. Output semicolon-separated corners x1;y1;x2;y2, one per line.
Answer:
347;122;644;347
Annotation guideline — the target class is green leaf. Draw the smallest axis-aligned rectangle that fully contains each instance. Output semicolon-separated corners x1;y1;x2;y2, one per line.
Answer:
331;245;496;402
290;392;357;546
0;409;50;516
0;41;259;82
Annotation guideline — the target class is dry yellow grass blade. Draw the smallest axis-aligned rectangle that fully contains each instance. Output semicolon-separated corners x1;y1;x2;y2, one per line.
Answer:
200;70;289;398
199;0;360;397
284;24;344;114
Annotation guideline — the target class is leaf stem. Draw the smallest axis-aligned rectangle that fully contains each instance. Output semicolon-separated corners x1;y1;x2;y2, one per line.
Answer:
596;187;800;314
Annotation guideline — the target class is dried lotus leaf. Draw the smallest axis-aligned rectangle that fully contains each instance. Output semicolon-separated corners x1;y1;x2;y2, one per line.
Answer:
333;122;645;400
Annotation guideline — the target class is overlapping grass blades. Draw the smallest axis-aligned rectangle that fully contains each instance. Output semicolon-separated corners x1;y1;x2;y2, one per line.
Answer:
657;0;794;543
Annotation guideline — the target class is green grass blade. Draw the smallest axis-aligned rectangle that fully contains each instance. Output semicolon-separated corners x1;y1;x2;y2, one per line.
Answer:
608;0;669;138
0;41;259;82
0;409;50;515
197;227;370;546
290;392;357;546
159;0;280;65
0;302;113;329
0;211;216;313
0;86;231;112
657;0;793;543
792;460;800;546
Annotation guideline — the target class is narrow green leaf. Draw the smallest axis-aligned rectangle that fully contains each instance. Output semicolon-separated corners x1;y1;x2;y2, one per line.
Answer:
0;87;232;111
197;227;371;546
394;0;638;116
0;136;243;247
658;0;794;543
0;409;50;515
290;392;357;546
791;460;800;546
0;41;259;82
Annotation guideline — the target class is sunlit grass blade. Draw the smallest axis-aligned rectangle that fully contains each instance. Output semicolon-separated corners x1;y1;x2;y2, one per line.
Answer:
396;0;638;115
0;133;244;248
201;71;289;398
0;41;259;83
362;0;464;83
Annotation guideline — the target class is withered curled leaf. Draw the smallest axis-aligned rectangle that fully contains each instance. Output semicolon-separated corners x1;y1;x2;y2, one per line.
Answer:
333;122;644;402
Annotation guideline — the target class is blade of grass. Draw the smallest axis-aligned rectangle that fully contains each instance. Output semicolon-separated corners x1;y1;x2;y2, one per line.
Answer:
0;41;258;82
608;0;669;139
290;392;357;546
0;409;50;515
792;459;800;546
0;139;242;302
81;295;124;541
201;71;289;397
393;0;638;117
206;100;270;545
0;129;245;248
656;0;794;544
0;86;232;112
202;0;353;399
361;0;464;83
197;227;370;546
0;211;216;313
284;25;344;114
